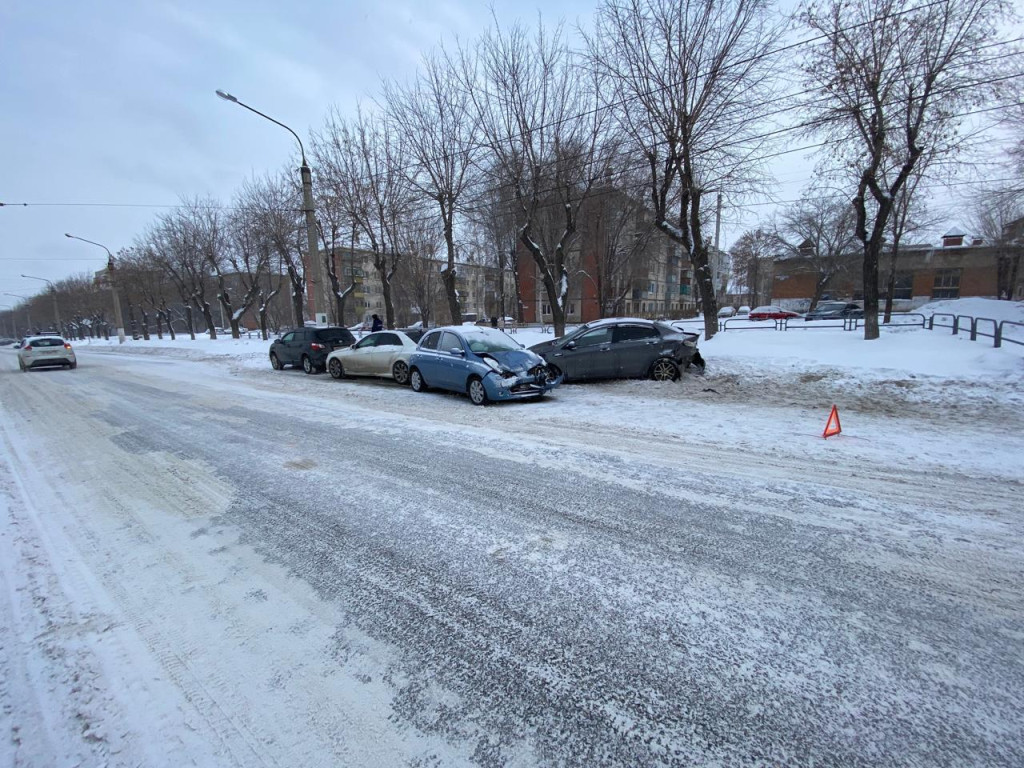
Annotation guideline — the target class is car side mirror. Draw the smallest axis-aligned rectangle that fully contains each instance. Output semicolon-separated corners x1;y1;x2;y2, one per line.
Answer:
563;340;577;350
449;347;465;356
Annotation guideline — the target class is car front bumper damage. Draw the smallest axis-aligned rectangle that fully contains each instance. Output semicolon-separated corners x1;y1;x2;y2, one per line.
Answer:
483;364;563;401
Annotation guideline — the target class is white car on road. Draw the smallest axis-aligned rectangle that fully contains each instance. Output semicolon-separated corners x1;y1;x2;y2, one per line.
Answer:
326;330;418;385
18;335;77;371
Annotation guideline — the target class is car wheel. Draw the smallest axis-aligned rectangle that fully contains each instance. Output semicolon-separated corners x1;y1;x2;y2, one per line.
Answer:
650;358;680;381
302;355;316;374
545;363;564;383
328;358;345;379
270;352;284;370
392;360;410;385
410;368;427;392
467;376;488;406
69;362;77;370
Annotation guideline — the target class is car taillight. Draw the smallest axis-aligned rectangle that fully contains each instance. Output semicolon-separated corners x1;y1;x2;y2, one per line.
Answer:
24;345;32;351
64;343;72;350
310;343;324;351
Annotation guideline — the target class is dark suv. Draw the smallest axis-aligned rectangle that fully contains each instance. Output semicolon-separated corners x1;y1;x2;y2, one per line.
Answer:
269;327;356;373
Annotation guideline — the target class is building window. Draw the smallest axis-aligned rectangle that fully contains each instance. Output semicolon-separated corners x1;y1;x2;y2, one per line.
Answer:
892;272;913;301
932;268;961;299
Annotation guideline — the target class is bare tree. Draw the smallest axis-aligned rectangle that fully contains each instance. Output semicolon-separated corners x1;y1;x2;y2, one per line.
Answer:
151;211;204;340
394;218;445;328
315;191;360;327
881;162;939;321
116;245;163;340
468;19;613;337
730;229;780;308
315;109;412;330
235;173;306;328
174;198;225;337
584;175;656;318
384;49;478;325
971;183;1024;299
777;189;859;310
588;0;782;339
798;0;1017;339
226;189;280;338
466;169;524;323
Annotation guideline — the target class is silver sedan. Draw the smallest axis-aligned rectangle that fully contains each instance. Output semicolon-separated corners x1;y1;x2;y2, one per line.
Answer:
325;330;418;385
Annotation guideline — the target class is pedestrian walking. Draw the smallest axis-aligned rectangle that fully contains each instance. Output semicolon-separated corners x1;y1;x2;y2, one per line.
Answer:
371;314;383;332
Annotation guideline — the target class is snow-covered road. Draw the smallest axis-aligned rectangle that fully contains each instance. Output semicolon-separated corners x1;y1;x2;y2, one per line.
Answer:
2;345;1022;766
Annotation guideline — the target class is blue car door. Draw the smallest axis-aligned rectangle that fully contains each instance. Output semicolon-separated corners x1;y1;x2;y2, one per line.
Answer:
437;331;467;389
416;331;448;387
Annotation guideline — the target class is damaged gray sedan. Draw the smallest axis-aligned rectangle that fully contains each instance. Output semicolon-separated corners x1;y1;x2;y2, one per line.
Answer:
529;318;705;383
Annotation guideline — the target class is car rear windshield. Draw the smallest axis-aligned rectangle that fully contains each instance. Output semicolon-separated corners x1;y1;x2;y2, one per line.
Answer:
316;328;354;344
29;338;66;347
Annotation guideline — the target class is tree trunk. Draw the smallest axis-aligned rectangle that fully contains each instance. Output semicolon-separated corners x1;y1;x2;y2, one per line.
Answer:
442;268;460;325
861;240;881;340
512;247;523;324
883;237;901;324
443;215;461;324
259;304;270;340
381;262;397;330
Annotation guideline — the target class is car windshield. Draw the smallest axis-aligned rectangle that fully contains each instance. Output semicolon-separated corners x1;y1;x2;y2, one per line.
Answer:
464;331;521;354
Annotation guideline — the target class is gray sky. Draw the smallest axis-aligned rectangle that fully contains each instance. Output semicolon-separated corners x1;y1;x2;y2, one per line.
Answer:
1;0;1014;306
0;0;596;299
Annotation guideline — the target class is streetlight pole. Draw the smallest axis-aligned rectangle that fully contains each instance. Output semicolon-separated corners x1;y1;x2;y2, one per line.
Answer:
21;274;61;333
215;89;327;326
4;294;32;334
64;234;126;343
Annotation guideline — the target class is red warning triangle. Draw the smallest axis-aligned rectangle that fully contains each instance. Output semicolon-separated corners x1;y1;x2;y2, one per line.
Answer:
822;405;842;438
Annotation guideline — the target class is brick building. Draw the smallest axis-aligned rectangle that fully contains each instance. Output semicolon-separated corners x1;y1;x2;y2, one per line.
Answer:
771;228;1024;308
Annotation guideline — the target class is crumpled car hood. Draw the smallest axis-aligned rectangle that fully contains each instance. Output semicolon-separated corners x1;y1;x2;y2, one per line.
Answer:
481;349;544;373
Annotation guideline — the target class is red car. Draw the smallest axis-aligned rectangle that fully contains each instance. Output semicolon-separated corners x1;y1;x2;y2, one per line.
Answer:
748;305;802;321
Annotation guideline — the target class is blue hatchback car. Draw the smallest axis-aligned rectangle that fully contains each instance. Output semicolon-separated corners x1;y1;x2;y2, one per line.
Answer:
408;326;561;405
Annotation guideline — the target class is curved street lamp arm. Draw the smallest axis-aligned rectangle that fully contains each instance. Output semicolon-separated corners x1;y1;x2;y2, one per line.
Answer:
21;274;56;289
65;233;115;261
218;92;308;165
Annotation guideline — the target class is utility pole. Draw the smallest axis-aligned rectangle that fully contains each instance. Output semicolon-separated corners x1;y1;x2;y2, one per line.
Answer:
216;90;330;325
64;234;126;343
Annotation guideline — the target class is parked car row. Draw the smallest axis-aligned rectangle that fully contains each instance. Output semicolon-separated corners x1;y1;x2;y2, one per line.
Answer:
803;302;865;321
719;302;864;321
268;318;705;405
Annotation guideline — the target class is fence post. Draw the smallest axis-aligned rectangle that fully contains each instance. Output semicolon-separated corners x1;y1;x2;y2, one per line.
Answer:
970;318;977;341
995;322;1003;349
952;316;959;334
928;315;934;330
